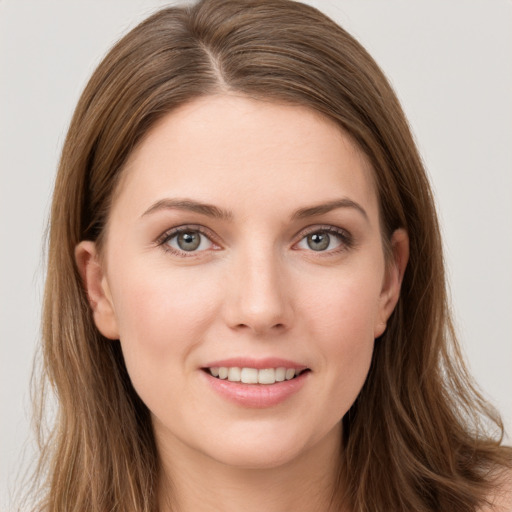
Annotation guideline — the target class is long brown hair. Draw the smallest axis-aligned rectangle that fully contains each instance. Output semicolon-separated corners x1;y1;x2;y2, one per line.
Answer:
31;0;510;510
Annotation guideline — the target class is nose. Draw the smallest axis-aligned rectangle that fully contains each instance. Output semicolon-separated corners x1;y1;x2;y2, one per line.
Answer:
222;246;293;336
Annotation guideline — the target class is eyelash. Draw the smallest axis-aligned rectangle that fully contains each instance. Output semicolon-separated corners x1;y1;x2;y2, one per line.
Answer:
295;225;354;254
156;224;354;257
156;225;219;257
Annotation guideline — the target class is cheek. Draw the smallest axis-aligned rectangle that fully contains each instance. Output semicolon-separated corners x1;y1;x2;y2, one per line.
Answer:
302;265;382;343
108;264;222;385
320;284;377;364
300;271;381;412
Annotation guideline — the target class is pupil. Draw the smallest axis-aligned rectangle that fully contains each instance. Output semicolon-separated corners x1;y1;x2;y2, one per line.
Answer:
177;232;200;251
307;232;329;251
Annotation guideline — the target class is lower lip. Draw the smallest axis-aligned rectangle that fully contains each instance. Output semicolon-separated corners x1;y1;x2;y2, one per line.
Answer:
202;370;310;408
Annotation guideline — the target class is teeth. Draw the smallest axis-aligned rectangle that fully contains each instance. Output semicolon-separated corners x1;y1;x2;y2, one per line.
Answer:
275;367;286;382
258;368;275;384
240;367;258;384
228;367;241;382
208;366;303;384
285;368;296;380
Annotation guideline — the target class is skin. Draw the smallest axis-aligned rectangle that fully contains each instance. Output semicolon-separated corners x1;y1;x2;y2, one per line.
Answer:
76;94;409;512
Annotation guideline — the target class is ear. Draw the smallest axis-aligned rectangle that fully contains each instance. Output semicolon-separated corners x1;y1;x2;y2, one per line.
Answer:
374;228;409;338
75;241;119;340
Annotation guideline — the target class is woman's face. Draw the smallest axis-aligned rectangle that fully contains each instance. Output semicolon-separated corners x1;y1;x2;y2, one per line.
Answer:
78;95;407;470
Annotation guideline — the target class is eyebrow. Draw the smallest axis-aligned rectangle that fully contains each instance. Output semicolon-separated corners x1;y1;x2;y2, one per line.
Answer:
292;198;369;222
142;198;233;220
141;197;368;222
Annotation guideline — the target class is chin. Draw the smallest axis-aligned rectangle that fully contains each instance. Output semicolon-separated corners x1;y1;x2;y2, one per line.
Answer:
199;420;334;471
207;442;305;470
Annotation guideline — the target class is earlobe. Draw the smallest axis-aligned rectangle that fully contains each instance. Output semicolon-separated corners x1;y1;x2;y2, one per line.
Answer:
75;241;119;340
374;229;409;338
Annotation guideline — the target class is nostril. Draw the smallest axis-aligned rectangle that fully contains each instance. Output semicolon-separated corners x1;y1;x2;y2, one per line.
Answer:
232;322;286;332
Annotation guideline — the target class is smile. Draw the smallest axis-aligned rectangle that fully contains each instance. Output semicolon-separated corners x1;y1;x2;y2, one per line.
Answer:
202;366;311;408
207;367;308;384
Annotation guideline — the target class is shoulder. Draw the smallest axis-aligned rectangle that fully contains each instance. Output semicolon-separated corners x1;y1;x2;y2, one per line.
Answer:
479;467;512;512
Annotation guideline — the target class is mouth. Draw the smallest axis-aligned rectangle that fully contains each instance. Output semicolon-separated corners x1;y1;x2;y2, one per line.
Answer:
201;360;311;407
203;366;310;385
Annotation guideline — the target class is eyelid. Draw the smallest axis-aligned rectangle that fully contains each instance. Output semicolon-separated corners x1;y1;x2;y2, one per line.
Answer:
292;224;354;252
156;224;221;256
154;223;353;257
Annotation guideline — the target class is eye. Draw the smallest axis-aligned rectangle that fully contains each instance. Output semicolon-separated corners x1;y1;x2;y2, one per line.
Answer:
160;227;216;255
295;227;351;252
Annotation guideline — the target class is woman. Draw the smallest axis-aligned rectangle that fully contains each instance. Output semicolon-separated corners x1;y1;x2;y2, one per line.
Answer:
30;0;511;510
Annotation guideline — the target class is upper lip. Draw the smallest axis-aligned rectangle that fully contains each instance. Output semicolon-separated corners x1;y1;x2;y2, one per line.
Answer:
203;357;309;371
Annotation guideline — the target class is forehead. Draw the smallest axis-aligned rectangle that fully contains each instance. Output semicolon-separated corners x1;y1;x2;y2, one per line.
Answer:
112;94;379;222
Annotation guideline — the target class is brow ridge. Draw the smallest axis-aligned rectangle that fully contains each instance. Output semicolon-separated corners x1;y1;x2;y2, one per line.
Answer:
142;197;367;222
141;198;233;220
292;198;368;221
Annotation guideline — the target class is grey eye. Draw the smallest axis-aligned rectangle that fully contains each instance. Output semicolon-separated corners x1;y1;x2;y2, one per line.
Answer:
306;232;330;251
296;229;345;252
177;231;201;251
166;230;213;253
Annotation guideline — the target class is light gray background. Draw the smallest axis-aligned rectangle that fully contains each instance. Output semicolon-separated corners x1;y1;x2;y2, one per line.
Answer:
1;0;511;508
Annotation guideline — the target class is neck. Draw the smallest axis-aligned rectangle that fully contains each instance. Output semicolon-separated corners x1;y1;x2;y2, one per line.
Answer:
157;424;346;512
